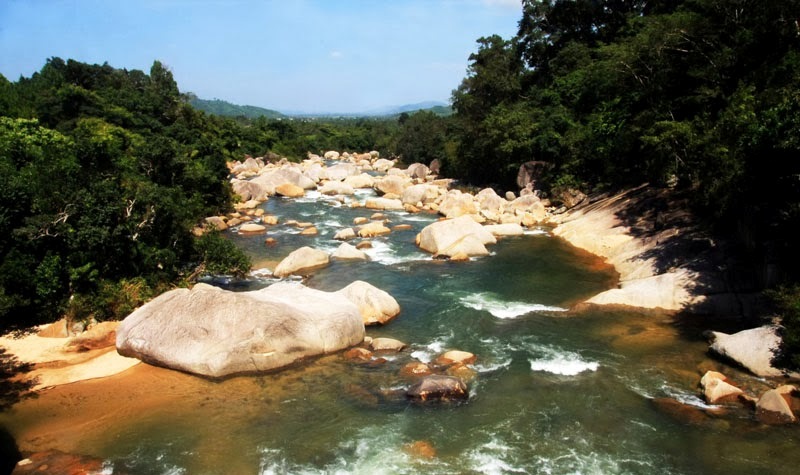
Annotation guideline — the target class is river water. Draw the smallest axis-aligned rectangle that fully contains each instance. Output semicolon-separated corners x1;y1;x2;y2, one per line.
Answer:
2;184;799;474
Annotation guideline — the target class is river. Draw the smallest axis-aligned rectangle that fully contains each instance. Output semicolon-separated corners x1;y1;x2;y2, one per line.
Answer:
1;183;798;474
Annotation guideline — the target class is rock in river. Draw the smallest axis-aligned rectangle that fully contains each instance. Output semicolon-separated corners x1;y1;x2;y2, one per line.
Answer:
416;215;497;258
273;246;330;278
336;280;400;325
116;282;365;378
407;375;469;402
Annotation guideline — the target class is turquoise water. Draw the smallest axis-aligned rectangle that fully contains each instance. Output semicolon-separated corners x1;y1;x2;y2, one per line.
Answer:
3;184;800;474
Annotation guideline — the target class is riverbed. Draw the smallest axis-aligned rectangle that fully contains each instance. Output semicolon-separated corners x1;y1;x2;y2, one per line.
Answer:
2;185;798;474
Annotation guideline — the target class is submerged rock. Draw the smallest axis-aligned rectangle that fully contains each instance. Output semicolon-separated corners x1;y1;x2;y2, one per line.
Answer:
116;282;365;378
407;375;469;402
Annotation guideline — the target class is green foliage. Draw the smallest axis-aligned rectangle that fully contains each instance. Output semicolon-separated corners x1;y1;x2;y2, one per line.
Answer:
769;286;800;372
194;232;251;277
0;59;264;332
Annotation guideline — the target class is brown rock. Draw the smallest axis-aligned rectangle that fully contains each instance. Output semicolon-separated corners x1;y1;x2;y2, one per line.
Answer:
239;223;267;234
400;362;433;378
261;215;279;225
355;241;373;250
407;375;469;402
370;337;406;352
343;347;373;361
446;363;478;382
358;221;391;238
264;237;278;246
353;217;369;225
204;216;228;231
700;370;744;404
435;350;477;366
275;183;305;198
392;224;413;231
403;440;437;459
300;226;318;236
65;322;118;352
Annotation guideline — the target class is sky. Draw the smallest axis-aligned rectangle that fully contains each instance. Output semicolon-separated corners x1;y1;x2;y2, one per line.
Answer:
0;0;522;114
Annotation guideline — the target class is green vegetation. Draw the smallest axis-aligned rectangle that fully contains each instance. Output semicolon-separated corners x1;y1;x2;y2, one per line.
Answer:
188;95;285;119
0;58;259;331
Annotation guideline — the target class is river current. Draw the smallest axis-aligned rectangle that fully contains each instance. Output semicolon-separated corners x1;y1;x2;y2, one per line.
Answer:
2;183;799;474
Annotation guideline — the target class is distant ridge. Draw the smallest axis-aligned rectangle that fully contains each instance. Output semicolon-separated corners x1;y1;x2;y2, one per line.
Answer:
188;96;285;119
189;95;451;119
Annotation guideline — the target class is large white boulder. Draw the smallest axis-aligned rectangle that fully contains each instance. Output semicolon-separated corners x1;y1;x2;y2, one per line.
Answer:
374;175;412;196
344;173;375;189
116;283;365;378
336;280;401;325
332;242;369;261
251;168;316;195
326;163;359;181
318;181;355;196
416;215;497;258
707;325;785;377
273;247;330;278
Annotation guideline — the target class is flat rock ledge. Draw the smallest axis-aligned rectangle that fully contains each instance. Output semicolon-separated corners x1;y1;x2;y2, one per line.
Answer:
116;282;365;378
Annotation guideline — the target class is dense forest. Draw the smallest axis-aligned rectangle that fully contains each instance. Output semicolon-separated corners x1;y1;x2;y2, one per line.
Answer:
2;0;800;367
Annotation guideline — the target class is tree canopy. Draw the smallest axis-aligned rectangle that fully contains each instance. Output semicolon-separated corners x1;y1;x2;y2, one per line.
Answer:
0;59;258;330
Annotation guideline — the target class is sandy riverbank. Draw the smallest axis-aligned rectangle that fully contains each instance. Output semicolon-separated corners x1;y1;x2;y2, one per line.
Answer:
0;322;140;392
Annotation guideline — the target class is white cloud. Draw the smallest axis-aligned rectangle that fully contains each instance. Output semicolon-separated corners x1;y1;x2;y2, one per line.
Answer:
329;50;344;59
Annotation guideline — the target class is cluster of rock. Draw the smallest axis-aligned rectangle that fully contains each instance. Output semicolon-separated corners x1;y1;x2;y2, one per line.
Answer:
210;151;554;266
700;370;799;424
343;337;476;402
115;275;477;403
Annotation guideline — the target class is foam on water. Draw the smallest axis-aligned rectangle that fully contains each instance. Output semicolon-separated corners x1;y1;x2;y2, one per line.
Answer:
409;338;448;364
362;240;428;266
258;422;429;475
466;438;527;475
529;346;599;376
523;228;550;236
460;292;567;319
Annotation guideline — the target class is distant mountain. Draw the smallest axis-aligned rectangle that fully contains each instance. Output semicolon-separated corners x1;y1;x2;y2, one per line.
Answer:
188;96;285;119
364;101;451;117
188;95;451;119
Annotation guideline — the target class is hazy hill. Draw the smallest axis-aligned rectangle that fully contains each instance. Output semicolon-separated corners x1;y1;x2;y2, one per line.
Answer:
188;96;285;119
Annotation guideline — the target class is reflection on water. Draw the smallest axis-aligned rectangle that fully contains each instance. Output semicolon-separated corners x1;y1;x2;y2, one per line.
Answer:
2;188;799;475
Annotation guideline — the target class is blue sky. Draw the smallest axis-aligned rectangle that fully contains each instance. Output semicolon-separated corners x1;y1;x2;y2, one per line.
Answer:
0;0;522;113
